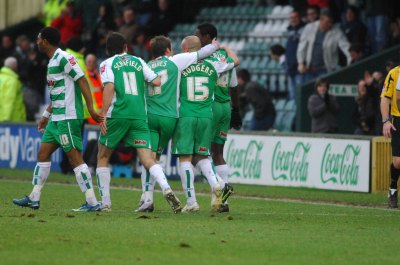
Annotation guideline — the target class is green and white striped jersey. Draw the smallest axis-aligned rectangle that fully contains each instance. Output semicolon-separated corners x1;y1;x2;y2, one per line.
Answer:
146;52;198;118
100;53;157;120
47;48;85;121
179;58;235;118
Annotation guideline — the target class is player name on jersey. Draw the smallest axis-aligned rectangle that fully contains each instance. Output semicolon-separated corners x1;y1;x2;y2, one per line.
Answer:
113;58;143;71
148;60;167;68
182;63;215;77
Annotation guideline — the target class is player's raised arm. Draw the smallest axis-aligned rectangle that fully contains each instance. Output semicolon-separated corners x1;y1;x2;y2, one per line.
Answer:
197;38;220;59
220;45;240;66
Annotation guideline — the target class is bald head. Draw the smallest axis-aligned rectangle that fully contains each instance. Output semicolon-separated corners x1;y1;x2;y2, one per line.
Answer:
4;57;17;71
85;54;97;71
181;36;201;53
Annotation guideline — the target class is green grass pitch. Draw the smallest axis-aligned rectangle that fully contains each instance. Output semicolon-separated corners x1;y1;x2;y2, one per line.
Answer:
1;168;400;265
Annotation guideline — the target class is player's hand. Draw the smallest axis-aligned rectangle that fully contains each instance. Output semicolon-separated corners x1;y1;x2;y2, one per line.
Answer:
37;116;49;133
88;107;104;123
211;38;220;49
230;107;242;130
383;121;396;138
100;117;107;135
298;63;307;74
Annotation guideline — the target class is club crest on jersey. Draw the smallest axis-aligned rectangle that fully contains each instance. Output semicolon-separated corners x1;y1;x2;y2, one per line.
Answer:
198;146;207;152
134;139;147;145
218;57;227;63
100;64;106;74
68;57;76;66
219;131;227;137
47;80;55;87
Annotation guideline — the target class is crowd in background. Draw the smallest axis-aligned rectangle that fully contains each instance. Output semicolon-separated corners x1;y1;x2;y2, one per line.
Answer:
0;0;400;136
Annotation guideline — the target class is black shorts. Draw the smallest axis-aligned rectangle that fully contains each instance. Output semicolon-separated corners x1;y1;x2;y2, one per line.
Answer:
392;116;400;156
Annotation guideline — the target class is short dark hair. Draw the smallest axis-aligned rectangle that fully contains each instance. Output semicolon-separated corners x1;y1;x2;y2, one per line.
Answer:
270;44;285;56
307;5;320;15
197;23;218;39
315;78;329;90
106;32;127;56
150;36;171;58
320;8;334;21
237;68;251;83
40;27;60;46
346;5;360;18
66;37;84;52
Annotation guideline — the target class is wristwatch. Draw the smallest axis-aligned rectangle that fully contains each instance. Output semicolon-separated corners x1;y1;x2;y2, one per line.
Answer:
382;118;390;124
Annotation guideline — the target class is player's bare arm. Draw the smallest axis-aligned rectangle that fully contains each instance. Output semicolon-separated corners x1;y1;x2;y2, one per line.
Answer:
38;103;52;133
381;97;395;138
196;38;220;59
100;82;115;135
220;45;240;66
78;77;103;123
150;76;161;87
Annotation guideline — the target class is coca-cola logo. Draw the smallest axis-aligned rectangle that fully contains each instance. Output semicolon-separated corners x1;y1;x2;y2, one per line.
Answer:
271;141;310;182
320;144;360;186
226;140;262;179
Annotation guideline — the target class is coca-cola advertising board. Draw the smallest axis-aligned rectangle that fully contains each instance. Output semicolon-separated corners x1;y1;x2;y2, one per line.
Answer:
224;134;370;192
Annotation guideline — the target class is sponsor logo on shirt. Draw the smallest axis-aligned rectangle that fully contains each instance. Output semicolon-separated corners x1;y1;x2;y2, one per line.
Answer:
47;80;55;87
134;139;147;145
198;146;207;152
68;56;77;66
219;131;227;137
219;57;227;63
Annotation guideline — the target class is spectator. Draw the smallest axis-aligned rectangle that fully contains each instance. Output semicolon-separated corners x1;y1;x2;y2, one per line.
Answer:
364;70;383;102
75;0;115;54
148;0;174;36
51;1;83;46
353;79;376;135
13;35;48;120
131;27;150;61
0;35;15;67
0;57;26;122
297;9;351;83
85;54;103;124
40;0;69;26
342;6;368;50
349;43;364;64
237;69;276;131
307;78;339;133
118;5;138;44
387;17;400;48
269;44;285;68
306;5;320;23
13;35;33;84
285;9;305;100
365;0;390;53
134;0;156;26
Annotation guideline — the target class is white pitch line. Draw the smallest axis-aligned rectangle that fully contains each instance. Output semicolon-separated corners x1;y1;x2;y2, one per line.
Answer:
1;179;395;212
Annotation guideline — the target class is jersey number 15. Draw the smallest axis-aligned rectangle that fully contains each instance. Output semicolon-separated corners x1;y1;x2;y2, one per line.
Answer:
187;77;209;101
